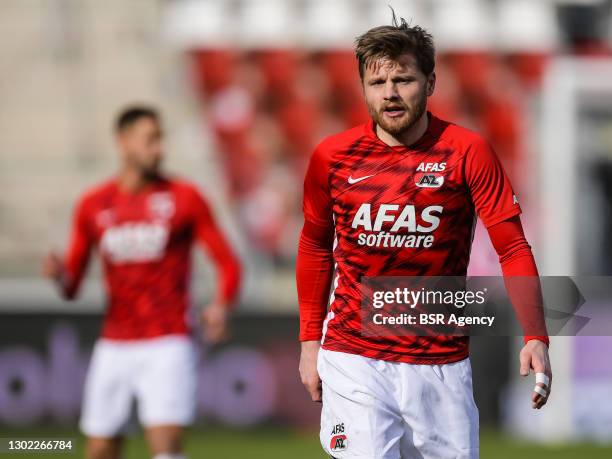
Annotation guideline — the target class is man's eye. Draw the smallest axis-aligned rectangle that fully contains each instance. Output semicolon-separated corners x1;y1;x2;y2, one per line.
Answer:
370;81;384;86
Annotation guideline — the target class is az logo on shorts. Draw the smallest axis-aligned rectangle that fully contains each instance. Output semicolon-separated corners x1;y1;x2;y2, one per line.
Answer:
330;423;347;452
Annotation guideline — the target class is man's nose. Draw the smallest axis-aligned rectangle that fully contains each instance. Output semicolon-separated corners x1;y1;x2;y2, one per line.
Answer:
383;81;399;100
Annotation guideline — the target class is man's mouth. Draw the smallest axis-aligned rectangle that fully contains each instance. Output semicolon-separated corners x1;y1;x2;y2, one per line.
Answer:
383;106;406;118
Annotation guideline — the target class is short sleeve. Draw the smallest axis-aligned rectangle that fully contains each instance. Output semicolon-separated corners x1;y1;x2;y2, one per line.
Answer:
302;143;333;227
465;137;521;228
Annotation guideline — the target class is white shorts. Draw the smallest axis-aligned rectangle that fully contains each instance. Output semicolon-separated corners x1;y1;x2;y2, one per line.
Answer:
318;349;479;459
80;335;197;437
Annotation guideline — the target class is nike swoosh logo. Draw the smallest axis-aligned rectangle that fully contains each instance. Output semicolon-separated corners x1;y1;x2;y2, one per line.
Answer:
348;174;375;184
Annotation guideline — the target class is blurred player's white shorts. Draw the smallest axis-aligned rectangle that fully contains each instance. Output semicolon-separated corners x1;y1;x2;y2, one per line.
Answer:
80;335;197;437
318;348;479;459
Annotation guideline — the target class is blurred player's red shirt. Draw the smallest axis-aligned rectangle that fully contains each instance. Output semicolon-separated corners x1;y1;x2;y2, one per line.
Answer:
299;112;521;364
63;177;240;340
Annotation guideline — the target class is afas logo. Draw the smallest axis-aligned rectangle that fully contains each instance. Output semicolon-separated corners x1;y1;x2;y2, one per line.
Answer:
330;423;347;452
352;203;442;233
416;162;446;172
351;203;443;248
100;222;169;263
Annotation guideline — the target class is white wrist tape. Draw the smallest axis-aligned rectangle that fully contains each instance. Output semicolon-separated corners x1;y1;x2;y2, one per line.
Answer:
535;372;550;387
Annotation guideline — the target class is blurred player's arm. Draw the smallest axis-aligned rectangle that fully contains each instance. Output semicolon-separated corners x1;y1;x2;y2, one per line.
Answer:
43;197;93;300
297;143;334;402
467;136;551;409
192;188;241;343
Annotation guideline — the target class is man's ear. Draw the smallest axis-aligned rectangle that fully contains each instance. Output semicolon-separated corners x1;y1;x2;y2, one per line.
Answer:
115;132;125;150
116;130;131;158
427;72;436;96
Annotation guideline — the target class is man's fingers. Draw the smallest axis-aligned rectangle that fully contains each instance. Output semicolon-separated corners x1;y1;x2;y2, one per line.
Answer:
311;388;322;402
532;391;543;409
520;342;552;409
532;392;548;409
304;378;322;402
519;352;531;377
536;371;550;390
203;322;229;343
532;387;548;409
201;308;230;344
309;383;322;402
531;372;550;409
299;343;321;403
212;328;229;343
42;253;62;278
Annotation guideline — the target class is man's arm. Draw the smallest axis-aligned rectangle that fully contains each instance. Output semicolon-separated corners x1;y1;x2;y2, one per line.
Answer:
43;197;93;299
488;217;551;409
465;136;551;409
192;189;241;343
297;142;334;402
297;220;334;402
297;220;335;341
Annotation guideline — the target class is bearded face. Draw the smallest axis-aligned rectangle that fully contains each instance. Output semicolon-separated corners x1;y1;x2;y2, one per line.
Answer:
362;54;434;138
117;117;164;178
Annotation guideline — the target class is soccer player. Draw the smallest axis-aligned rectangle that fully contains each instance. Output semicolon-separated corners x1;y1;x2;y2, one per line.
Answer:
296;15;552;459
43;106;241;459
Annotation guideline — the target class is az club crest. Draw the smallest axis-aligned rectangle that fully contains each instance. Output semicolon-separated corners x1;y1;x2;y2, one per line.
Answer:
415;173;444;188
148;192;175;219
330;423;347;452
330;435;347;452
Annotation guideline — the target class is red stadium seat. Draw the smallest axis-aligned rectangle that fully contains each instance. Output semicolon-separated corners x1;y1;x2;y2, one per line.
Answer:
277;96;322;157
506;52;550;89
255;49;300;99
190;49;238;95
446;51;495;104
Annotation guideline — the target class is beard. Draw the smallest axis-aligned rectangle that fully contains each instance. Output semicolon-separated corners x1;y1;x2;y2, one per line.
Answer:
131;156;161;180
368;91;428;137
142;162;161;180
142;166;160;180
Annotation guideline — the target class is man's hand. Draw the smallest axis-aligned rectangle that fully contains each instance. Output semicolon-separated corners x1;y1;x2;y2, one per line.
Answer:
201;303;230;344
519;339;552;409
43;251;65;285
299;340;322;402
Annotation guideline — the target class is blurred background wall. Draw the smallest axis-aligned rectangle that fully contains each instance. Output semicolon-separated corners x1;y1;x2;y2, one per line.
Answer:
1;0;612;448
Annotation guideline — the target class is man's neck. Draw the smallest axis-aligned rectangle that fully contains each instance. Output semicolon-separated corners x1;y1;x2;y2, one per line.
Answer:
375;111;429;147
118;168;158;194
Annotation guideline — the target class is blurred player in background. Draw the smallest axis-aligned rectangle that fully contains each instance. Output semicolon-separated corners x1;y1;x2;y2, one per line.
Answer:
297;12;552;459
43;106;241;459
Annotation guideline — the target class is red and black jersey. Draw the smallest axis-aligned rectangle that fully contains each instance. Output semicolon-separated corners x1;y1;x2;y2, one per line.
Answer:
63;177;240;340
300;112;521;364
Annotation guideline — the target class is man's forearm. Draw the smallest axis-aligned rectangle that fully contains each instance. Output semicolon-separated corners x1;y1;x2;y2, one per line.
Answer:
501;255;549;346
488;217;549;345
296;220;334;341
214;254;241;308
